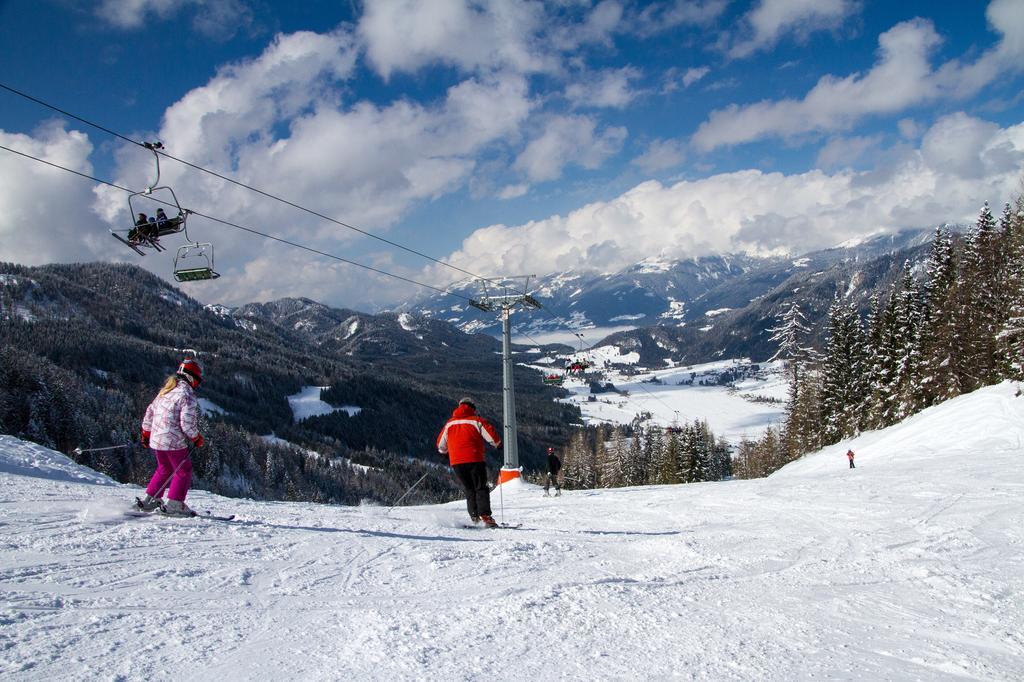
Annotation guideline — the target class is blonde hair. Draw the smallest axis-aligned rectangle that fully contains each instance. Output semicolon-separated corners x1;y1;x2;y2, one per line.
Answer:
158;375;180;396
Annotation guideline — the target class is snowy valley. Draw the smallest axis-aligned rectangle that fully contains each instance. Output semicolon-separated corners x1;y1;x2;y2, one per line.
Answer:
2;383;1022;680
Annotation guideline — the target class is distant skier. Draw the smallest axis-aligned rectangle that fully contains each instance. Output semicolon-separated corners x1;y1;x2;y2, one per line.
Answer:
437;397;501;528
544;447;562;496
847;449;856;469
134;359;206;516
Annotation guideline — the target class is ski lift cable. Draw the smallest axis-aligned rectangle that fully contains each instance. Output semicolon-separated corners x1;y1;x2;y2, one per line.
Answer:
0;143;476;302
0;84;620;353
3;145;679;423
0;82;498;286
0;84;611;334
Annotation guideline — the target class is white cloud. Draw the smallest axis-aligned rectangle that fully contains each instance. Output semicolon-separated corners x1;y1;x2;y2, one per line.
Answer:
550;0;625;49
358;0;554;78
933;0;1024;99
632;138;686;173
682;66;711;88
96;0;187;27
497;184;529;200
95;0;254;39
435;114;1024;279
919;113;1020;180
84;27;534;308
695;1;1024;151
632;0;728;37
729;0;859;59
897;118;921;140
0;122;110;266
695;19;941;150
357;0;638;79
566;67;643;109
662;66;711;93
514;115;627;183
815;134;883;169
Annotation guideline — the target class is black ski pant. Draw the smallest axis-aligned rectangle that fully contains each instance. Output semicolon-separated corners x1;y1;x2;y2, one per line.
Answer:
453;461;492;518
544;471;561;492
849;461;855;468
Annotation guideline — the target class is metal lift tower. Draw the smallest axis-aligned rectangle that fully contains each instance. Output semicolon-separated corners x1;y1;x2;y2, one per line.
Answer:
469;276;542;484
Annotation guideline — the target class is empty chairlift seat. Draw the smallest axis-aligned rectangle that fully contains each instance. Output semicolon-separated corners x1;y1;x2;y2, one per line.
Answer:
173;243;220;282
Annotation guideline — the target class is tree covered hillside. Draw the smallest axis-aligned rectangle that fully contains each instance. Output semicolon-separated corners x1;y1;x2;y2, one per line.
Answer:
737;199;1024;477
0;262;580;505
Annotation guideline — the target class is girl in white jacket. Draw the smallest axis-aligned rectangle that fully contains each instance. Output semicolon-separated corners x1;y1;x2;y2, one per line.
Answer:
135;359;205;516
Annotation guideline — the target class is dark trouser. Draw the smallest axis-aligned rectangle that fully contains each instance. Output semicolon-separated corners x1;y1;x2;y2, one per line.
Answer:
453;461;492;518
544;471;560;492
849;461;855;468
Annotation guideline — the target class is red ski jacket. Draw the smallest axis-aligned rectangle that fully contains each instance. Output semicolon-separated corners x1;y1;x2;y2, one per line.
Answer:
437;404;501;466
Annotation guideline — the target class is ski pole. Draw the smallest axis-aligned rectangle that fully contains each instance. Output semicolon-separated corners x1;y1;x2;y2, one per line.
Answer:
151;454;192;500
499;474;504;524
73;444;130;455
386;472;429;514
147;444;195;501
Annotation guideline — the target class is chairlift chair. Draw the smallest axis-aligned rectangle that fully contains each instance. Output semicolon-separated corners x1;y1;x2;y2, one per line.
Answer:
173;242;220;282
110;142;188;255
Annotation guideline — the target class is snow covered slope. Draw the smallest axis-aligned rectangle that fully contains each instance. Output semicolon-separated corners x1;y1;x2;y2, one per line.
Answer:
2;384;1024;679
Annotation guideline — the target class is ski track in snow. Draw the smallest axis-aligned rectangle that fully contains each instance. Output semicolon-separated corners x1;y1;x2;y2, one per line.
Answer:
2;385;1024;679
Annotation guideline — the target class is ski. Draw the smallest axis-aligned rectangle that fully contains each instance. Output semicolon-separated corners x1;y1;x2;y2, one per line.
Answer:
460;523;523;529
126;497;236;521
158;508;236;521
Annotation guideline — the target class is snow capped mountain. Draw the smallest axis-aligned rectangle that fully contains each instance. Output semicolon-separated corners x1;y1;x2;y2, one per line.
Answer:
3;382;1022;679
411;253;767;340
231;296;500;361
408;228;945;347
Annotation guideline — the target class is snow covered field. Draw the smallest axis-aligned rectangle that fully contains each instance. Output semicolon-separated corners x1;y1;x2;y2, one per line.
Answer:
556;358;788;442
2;384;1024;680
287;386;361;422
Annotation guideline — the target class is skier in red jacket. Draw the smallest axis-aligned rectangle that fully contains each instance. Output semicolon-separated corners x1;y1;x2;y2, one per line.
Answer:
437;397;501;527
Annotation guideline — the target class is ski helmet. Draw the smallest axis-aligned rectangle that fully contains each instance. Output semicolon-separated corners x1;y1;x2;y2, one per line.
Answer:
547;447;554;453
458;396;476;410
177;359;203;387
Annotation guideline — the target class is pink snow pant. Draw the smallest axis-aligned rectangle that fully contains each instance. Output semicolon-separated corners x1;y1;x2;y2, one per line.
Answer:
145;449;192;502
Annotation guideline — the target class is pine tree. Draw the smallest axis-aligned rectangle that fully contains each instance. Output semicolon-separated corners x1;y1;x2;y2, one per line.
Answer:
997;198;1024;380
917;227;960;406
891;266;924;420
819;296;866;443
868;266;922;427
643;427;662;485
732;438;757;479
601;426;628;487
770;301;819;460
657;429;682;484
623;427;646;487
784;366;821;456
562;429;596;489
956;203;1000;390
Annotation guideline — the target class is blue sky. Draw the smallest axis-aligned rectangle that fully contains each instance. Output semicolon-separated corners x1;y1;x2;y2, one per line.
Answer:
2;0;1023;310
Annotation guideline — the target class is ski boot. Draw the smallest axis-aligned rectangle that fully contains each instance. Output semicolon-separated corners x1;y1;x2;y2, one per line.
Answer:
479;515;499;528
161;499;197;517
135;494;162;512
469;515;480;525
